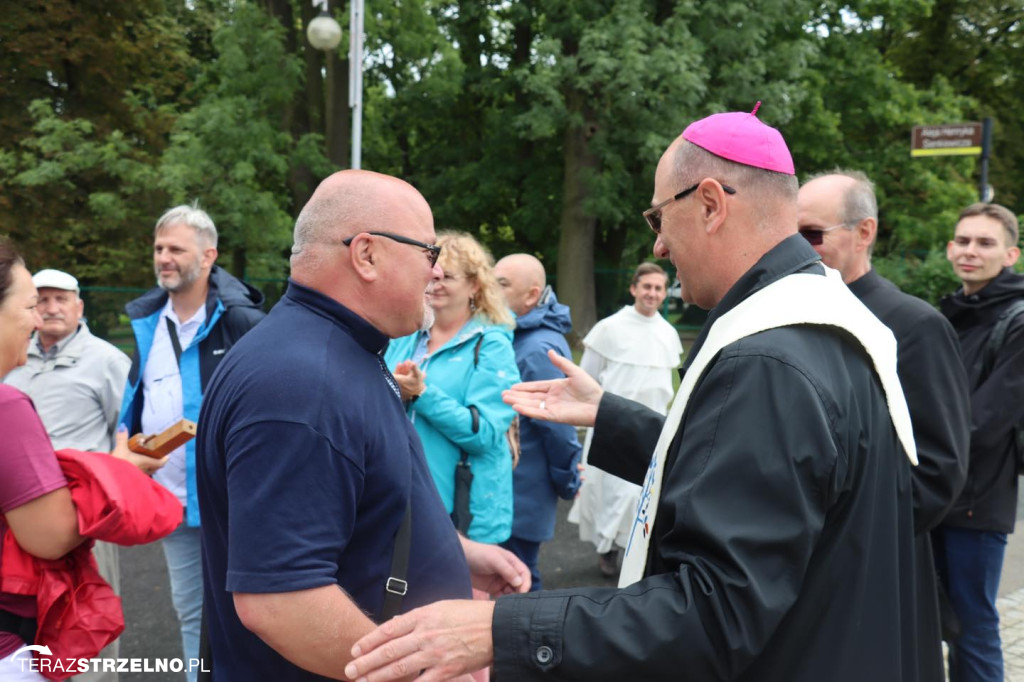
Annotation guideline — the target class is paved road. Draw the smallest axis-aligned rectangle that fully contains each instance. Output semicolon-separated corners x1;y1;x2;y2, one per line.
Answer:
120;494;1024;681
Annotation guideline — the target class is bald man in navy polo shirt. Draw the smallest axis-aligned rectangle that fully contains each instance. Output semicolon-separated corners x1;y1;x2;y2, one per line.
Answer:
196;170;530;680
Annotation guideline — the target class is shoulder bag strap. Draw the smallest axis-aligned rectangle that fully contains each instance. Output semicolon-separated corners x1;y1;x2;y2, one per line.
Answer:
380;500;413;621
166;316;183;367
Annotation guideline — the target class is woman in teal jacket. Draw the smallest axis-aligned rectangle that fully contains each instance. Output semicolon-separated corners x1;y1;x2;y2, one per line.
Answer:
385;232;520;544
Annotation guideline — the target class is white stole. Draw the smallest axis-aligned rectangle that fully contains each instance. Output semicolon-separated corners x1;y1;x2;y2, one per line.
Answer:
618;268;916;587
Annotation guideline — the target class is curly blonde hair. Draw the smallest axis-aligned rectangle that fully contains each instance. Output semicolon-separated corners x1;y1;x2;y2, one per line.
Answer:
436;231;514;328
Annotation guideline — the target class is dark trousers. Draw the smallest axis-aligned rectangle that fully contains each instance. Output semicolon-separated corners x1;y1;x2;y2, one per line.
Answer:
500;536;542;592
933;526;1007;682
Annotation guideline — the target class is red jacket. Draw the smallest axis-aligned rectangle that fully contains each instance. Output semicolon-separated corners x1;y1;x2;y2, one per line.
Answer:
1;449;182;680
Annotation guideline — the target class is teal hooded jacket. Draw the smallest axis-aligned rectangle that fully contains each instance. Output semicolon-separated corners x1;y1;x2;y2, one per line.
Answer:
385;318;520;543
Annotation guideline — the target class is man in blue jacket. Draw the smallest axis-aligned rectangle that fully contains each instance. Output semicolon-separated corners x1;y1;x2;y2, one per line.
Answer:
117;204;265;681
494;253;582;590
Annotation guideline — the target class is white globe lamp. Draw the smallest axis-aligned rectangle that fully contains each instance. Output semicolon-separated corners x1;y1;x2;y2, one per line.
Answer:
307;11;342;51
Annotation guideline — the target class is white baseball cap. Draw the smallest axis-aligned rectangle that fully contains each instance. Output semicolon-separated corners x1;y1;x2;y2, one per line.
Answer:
33;269;80;294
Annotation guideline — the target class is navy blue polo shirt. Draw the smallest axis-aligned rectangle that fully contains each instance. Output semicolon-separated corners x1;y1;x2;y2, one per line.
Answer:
197;280;471;680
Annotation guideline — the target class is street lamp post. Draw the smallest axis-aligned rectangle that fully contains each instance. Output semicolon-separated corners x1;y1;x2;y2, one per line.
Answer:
348;0;364;170
306;1;363;171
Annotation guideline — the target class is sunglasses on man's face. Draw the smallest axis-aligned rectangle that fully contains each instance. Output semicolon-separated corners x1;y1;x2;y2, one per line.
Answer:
798;223;848;246
642;182;737;234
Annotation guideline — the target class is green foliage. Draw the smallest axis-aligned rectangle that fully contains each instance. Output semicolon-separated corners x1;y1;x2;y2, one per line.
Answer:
1;0;1019;329
0;100;166;284
0;0;194;285
789;7;979;255
884;1;1024;213
874;249;961;306
158;3;317;279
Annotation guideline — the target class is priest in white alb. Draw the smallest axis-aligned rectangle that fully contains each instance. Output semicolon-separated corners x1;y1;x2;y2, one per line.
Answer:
568;261;683;577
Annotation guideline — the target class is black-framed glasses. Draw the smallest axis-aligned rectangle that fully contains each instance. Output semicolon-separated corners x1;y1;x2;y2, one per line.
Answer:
643;182;736;234
342;231;441;267
798;223;847;246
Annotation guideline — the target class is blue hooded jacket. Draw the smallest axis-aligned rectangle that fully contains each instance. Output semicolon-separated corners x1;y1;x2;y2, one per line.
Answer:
385;318;520;543
118;265;265;526
508;288;582;542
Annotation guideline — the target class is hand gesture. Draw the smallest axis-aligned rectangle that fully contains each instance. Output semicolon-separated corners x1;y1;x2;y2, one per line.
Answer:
503;349;603;427
459;536;531;596
393;360;427;402
346;600;495;682
111;427;169;476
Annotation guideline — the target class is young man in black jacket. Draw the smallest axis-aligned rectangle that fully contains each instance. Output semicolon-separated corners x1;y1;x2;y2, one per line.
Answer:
798;170;970;682
936;201;1024;681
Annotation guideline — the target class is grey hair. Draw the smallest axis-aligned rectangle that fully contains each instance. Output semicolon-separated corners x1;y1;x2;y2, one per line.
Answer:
805;169;878;254
672;142;798;230
154;202;218;248
805;169;878;225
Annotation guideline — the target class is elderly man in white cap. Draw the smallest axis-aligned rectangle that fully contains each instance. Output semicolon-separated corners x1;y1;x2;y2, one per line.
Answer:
4;268;130;682
345;106;922;682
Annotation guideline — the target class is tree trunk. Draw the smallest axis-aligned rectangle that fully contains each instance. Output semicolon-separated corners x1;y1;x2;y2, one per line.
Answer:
266;0;318;211
556;93;599;345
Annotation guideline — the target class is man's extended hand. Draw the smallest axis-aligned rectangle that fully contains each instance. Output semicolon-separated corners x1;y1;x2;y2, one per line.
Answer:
345;600;495;682
460;536;531;596
503;349;604;427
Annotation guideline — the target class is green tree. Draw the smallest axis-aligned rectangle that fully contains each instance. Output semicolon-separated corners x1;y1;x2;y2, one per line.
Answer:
885;1;1024;215
0;0;193;282
158;3;329;279
789;2;978;254
0;100;165;283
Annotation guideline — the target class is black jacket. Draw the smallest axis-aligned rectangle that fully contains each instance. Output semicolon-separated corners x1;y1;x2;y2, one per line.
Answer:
850;268;970;682
940;267;1024;532
492;236;918;682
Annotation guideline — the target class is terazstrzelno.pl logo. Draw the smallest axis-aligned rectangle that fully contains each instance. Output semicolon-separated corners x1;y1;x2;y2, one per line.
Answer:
7;645;210;675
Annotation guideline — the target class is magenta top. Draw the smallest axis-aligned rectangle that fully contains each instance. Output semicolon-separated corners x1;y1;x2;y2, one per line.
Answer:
0;384;67;657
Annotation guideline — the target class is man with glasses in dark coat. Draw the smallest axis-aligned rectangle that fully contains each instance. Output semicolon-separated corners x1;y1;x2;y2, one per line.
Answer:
798;170;970;682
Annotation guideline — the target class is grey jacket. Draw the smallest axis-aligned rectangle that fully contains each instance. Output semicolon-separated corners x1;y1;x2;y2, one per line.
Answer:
4;322;130;452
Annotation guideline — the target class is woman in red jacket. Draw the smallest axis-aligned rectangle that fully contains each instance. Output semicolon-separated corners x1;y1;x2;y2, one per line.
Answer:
0;240;158;680
0;238;79;680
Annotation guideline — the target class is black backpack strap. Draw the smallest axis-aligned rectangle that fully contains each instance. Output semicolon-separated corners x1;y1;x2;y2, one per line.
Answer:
980;298;1024;473
450;334;484;530
982;299;1024;380
380;500;413;621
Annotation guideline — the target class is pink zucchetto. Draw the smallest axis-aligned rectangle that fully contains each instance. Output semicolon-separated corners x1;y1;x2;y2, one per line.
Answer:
681;102;795;175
